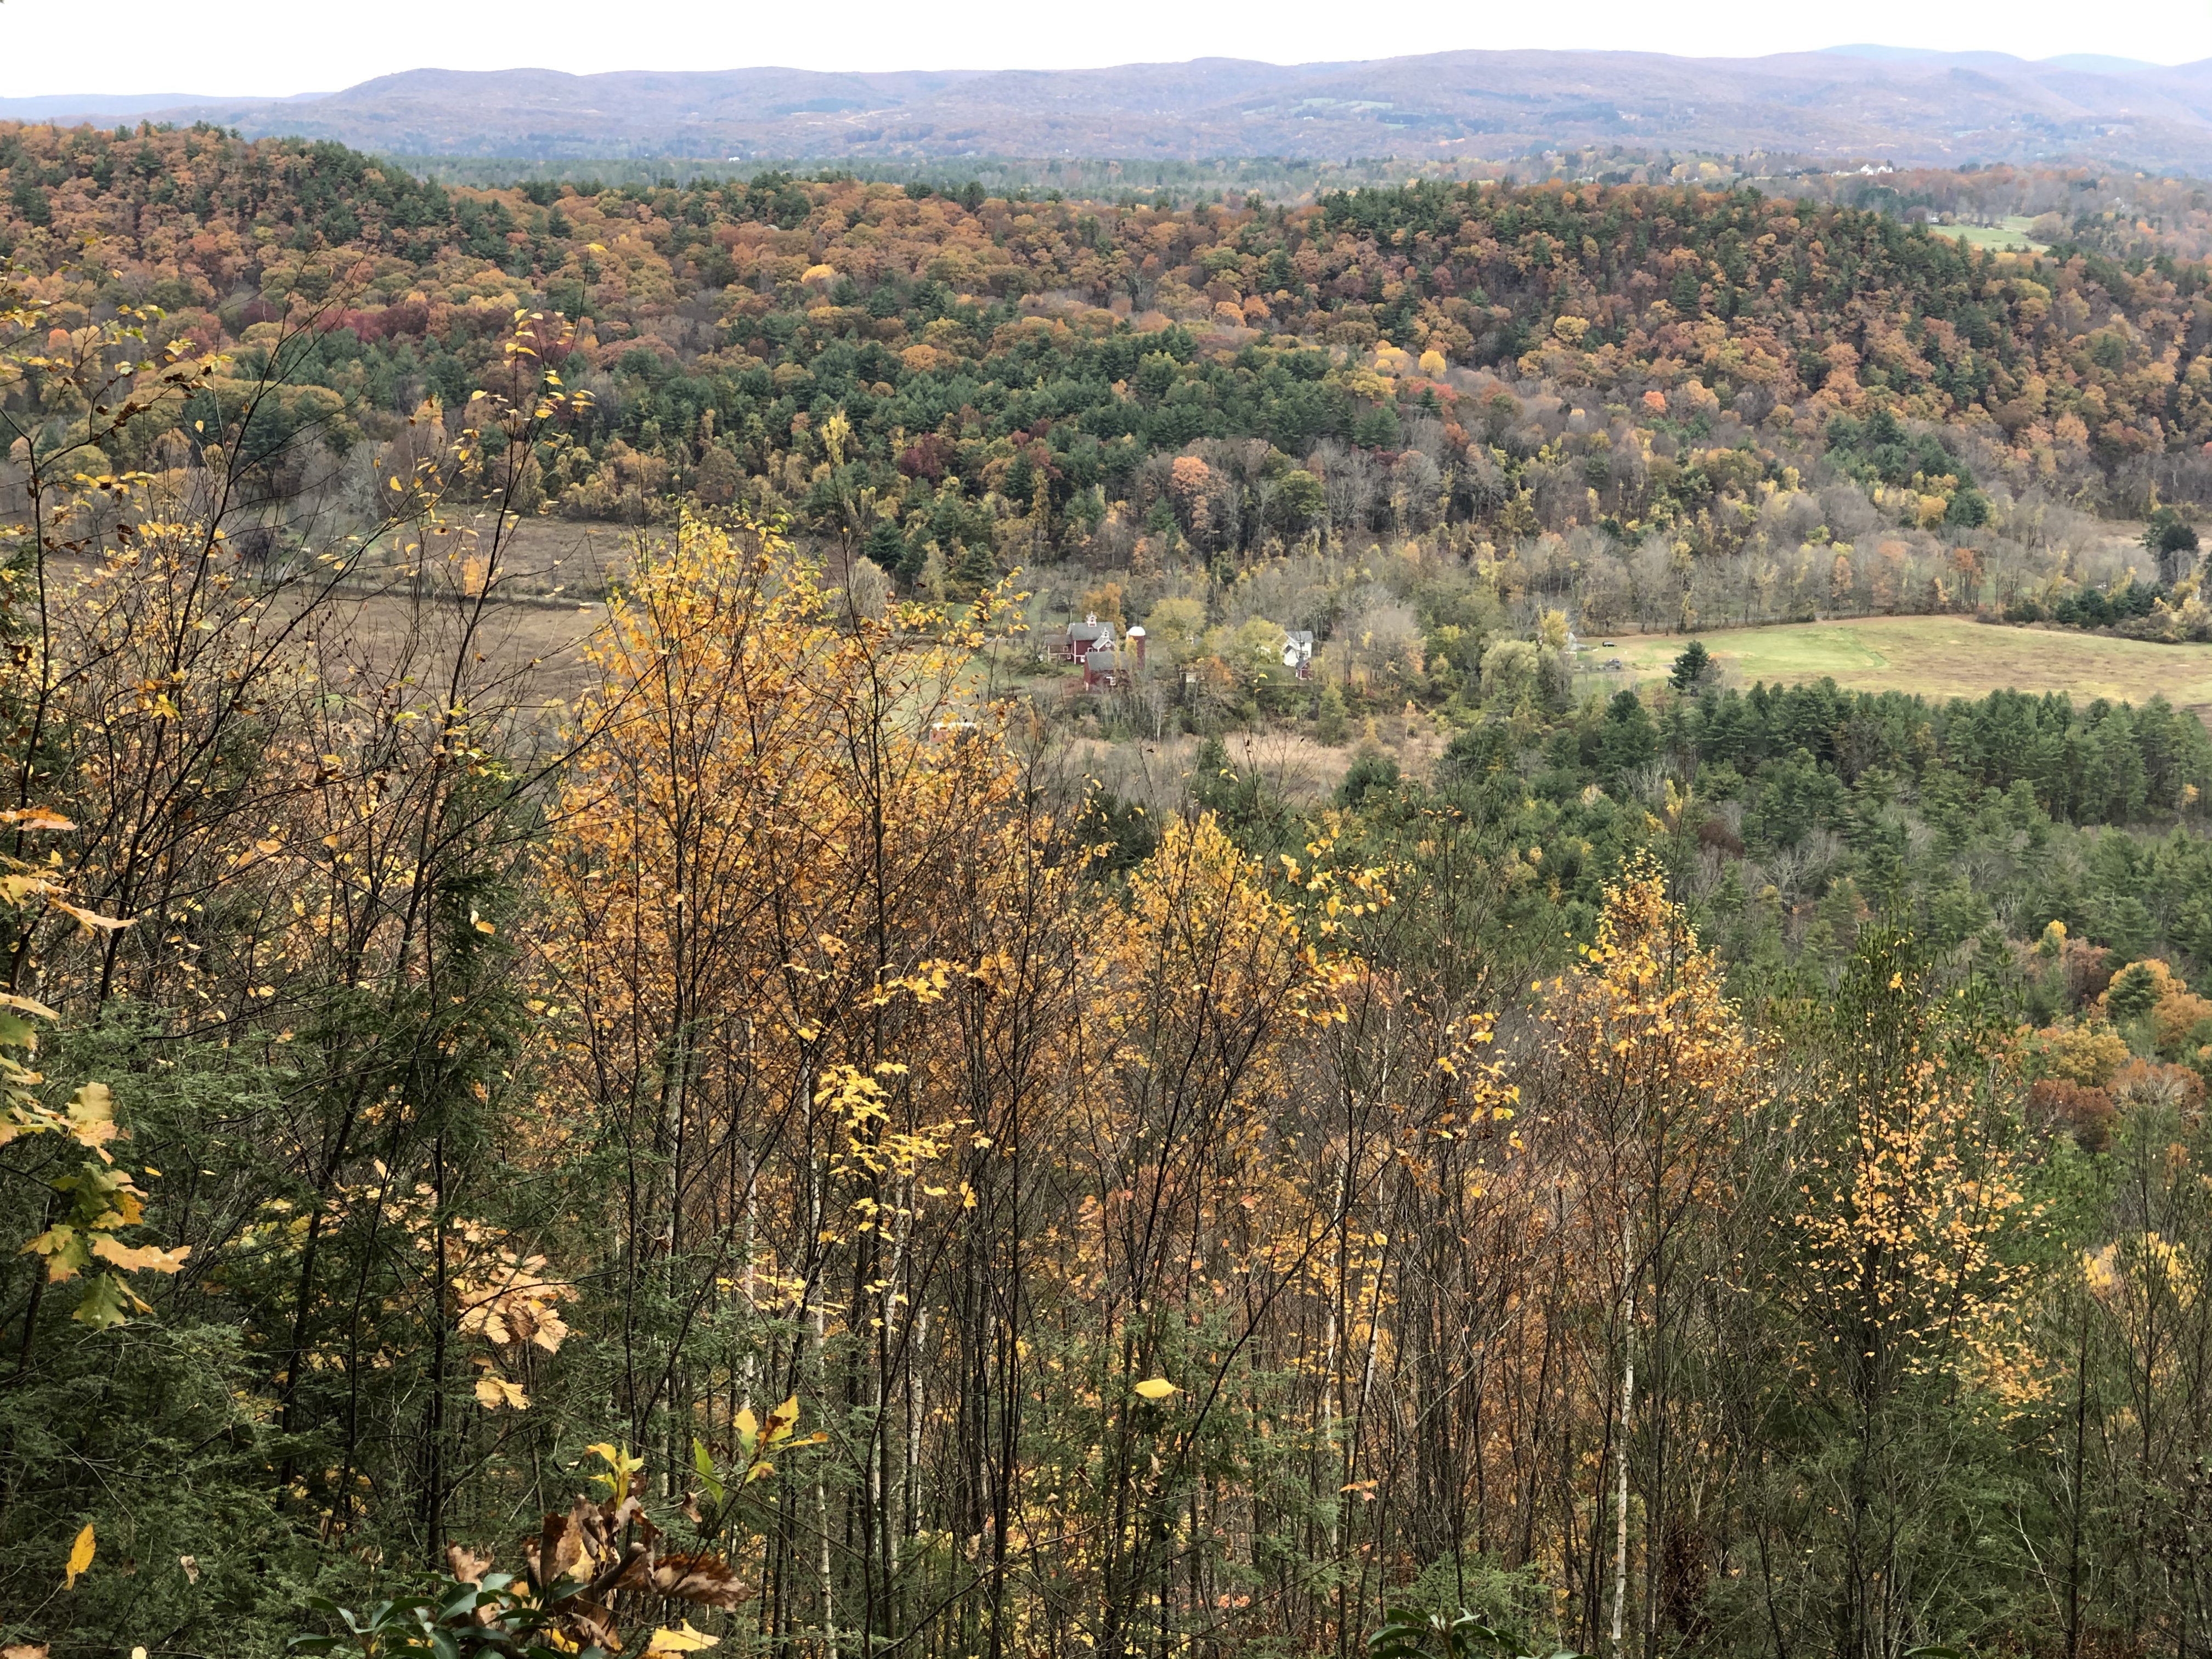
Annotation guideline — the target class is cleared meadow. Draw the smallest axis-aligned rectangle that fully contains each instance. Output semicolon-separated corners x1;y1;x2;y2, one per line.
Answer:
1593;617;2212;722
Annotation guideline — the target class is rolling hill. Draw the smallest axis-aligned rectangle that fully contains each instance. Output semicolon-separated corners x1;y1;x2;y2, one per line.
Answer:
12;47;2212;168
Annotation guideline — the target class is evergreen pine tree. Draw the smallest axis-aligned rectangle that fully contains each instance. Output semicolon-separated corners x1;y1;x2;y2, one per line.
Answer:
952;538;998;597
1314;680;1350;746
1670;638;1713;691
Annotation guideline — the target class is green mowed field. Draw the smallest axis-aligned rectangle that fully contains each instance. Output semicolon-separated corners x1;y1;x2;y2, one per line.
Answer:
1594;617;2212;720
1943;217;2050;253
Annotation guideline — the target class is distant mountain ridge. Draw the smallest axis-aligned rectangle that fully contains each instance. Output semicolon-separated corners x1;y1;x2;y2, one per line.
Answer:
12;47;2212;171
0;89;331;120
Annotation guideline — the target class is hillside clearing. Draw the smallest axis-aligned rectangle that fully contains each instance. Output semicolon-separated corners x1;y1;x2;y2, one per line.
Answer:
1593;617;2212;721
1944;216;2050;253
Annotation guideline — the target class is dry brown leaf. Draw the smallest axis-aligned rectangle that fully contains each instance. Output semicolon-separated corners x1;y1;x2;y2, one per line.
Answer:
569;1495;622;1571
447;1543;493;1586
560;1596;622;1652
524;1508;581;1589
647;1550;748;1609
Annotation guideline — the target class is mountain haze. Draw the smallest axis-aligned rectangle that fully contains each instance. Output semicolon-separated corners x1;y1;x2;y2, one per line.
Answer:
14;47;2212;169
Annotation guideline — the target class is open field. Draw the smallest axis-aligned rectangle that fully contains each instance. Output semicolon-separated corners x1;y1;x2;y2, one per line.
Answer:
308;585;609;709
1060;716;1449;811
1943;216;2050;253
1592;616;2212;720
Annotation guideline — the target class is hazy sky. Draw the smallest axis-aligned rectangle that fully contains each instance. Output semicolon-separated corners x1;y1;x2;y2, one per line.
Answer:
3;0;2208;97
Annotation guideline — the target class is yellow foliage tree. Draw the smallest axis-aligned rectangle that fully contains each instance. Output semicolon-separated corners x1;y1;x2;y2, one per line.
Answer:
1538;853;1761;1653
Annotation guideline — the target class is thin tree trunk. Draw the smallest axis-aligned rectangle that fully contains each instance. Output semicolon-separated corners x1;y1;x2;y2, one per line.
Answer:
1612;1268;1636;1658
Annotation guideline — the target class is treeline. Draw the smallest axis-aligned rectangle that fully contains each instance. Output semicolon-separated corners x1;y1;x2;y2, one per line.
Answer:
387;152;1486;206
5;120;2212;640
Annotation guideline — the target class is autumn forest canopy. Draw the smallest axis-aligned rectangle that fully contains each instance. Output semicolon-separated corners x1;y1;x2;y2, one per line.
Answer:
7;116;2212;1659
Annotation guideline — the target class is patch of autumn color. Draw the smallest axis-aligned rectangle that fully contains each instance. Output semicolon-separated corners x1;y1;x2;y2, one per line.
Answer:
454;1225;578;1410
2107;1058;2204;1114
534;509;1036;1338
1167;455;1214;501
1535;848;1763;1533
1071;810;1336;1304
315;1173;574;1409
539;507;1025;1073
2085;1230;2202;1387
2033;1021;2131;1088
1796;996;2044;1404
0;982;189;1325
2097;957;2187;1023
1541;850;1761;1218
2028;1076;2117;1152
2151;988;2212;1054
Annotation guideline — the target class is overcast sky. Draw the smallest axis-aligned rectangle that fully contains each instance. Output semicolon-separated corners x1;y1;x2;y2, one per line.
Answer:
3;0;2207;98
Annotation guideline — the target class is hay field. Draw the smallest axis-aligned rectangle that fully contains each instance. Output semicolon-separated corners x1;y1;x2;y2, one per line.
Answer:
1943;217;2050;253
1592;617;2212;721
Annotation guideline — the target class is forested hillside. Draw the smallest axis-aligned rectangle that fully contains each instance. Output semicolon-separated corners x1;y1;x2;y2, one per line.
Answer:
5;119;2212;632
4;122;2212;1659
